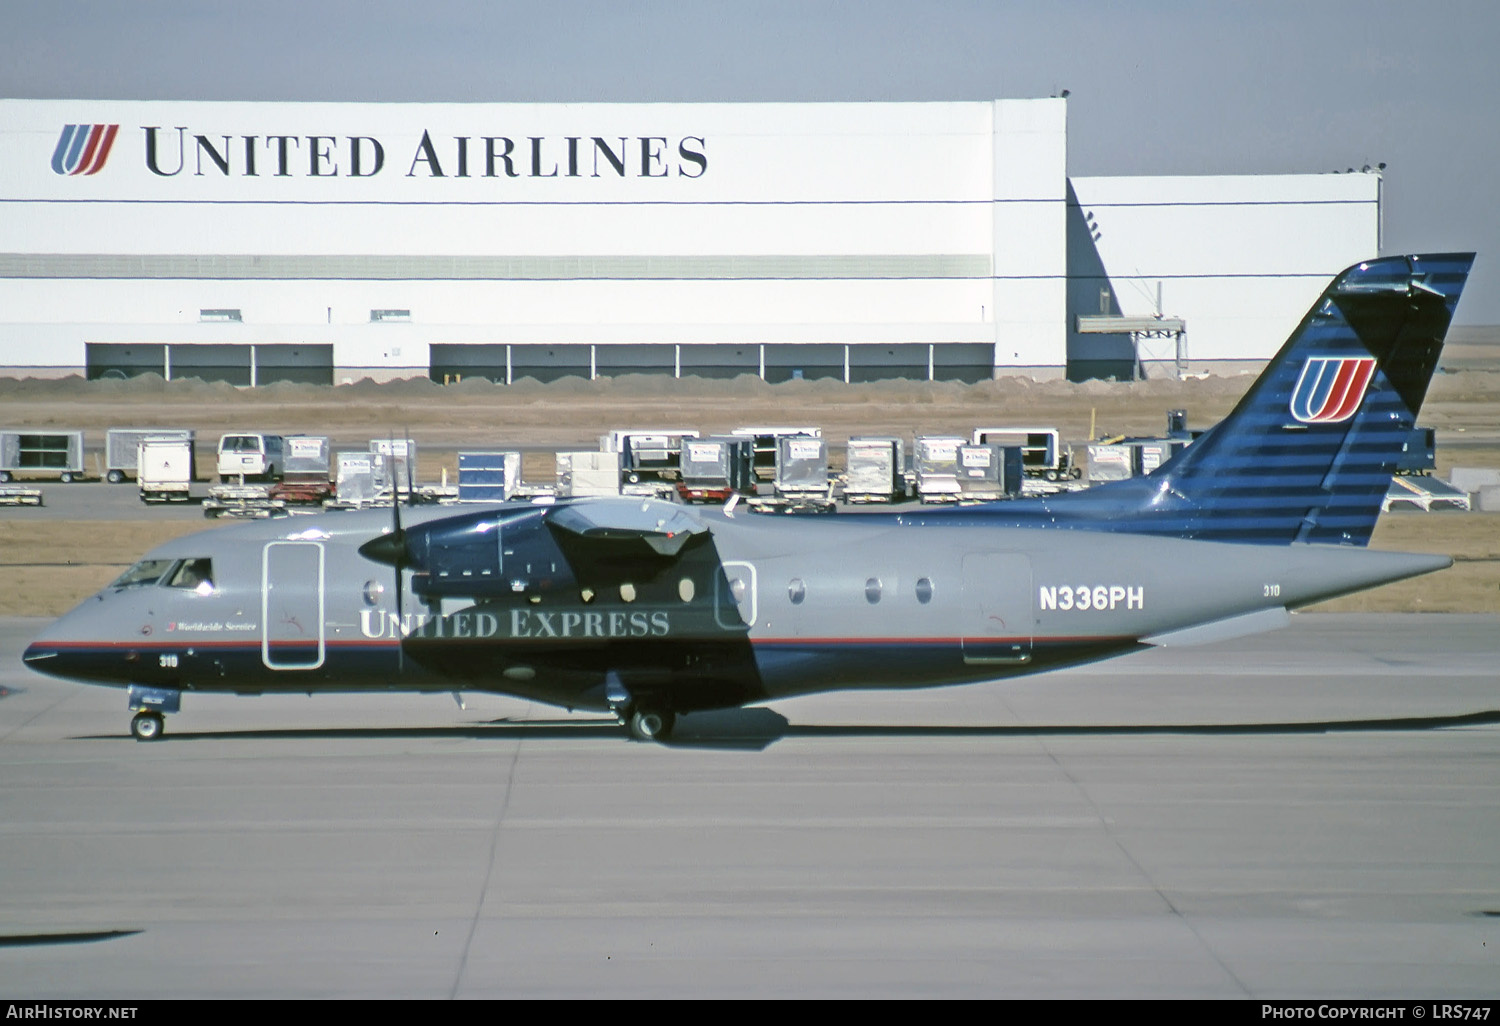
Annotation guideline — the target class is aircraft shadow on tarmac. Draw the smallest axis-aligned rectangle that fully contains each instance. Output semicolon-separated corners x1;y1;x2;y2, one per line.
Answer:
74;706;1500;751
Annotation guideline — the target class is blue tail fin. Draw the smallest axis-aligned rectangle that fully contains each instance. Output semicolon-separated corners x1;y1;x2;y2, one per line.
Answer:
1008;253;1475;544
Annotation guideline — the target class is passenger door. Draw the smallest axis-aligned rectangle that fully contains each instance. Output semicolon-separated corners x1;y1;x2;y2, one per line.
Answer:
261;541;326;670
960;553;1033;664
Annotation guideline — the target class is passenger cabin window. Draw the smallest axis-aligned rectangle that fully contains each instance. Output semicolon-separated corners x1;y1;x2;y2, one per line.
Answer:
787;578;806;605
915;578;934;604
865;578;882;604
166;558;215;595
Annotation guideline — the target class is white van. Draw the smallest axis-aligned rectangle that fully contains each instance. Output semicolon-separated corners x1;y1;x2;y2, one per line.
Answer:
216;433;285;482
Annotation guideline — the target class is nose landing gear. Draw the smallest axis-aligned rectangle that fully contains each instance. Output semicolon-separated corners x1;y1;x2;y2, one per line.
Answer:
127;685;180;742
130;711;165;741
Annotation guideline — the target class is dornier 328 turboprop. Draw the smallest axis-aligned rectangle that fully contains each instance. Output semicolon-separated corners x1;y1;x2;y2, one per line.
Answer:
23;253;1475;742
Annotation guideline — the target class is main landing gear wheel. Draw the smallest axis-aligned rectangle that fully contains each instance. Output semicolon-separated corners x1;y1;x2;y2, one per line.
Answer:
130;711;165;742
627;709;676;743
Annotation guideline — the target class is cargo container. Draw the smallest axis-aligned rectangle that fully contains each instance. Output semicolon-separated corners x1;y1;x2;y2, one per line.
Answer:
1086;438;1187;483
331;451;383;507
775;434;830;499
457;451;522;502
914;436;966;502
557;450;621;497
677;437;754;503
270;436;332;505
954;443;1024;502
106;428;195;483
844;436;906;503
369;438;417;492
731;426;821;481
0;430;85;483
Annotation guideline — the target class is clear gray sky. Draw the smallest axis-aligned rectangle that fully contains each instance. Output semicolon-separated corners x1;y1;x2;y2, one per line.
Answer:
5;0;1497;322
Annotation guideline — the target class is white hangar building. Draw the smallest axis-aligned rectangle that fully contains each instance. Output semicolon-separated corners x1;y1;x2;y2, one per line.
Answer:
0;98;1380;385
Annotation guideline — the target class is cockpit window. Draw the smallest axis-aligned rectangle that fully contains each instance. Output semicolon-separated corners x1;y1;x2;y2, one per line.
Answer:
166;558;215;594
111;559;176;589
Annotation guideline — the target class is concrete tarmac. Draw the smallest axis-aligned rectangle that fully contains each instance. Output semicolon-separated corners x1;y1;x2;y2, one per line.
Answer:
1;613;1497;999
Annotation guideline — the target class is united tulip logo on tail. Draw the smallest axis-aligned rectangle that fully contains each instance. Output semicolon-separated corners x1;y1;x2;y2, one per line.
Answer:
1290;356;1377;424
51;124;119;176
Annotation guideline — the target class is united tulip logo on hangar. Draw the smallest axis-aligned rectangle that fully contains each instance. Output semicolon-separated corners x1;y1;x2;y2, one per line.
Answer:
49;123;708;180
51;124;121;175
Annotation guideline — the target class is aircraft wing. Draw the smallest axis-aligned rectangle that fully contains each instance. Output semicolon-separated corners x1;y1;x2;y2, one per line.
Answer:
546;497;709;558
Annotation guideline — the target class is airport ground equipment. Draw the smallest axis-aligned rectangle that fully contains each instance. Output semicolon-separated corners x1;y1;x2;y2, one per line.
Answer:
369;438;417;494
600;429;699;484
270;436;332;506
138;438;194;503
843;436;907;503
457;451;522;503
971;427;1079;481
106;428;196;484
0;485;43;506
954;443;1023;502
732;426;821;481
0;430;85;483
1087;438;1186;483
217;433;285;482
914;436;967;503
677;437;754;504
1396;427;1437;475
202;482;286;519
1383;475;1471;512
774;435;831;500
557;450;622;497
326;452;384;509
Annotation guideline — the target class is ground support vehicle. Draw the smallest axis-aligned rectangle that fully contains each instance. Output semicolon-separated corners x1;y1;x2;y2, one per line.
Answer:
0;430;85;483
971;427;1081;481
107;428;195;484
138;439;194;503
216;433;285;483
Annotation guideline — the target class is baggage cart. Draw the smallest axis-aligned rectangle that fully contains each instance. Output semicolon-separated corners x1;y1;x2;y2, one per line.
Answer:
0;430;85;483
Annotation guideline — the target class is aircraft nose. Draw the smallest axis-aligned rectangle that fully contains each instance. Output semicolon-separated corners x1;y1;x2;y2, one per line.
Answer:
22;638;68;677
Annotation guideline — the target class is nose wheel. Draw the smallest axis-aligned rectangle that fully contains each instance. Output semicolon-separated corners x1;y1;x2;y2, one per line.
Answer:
130;711;165;742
